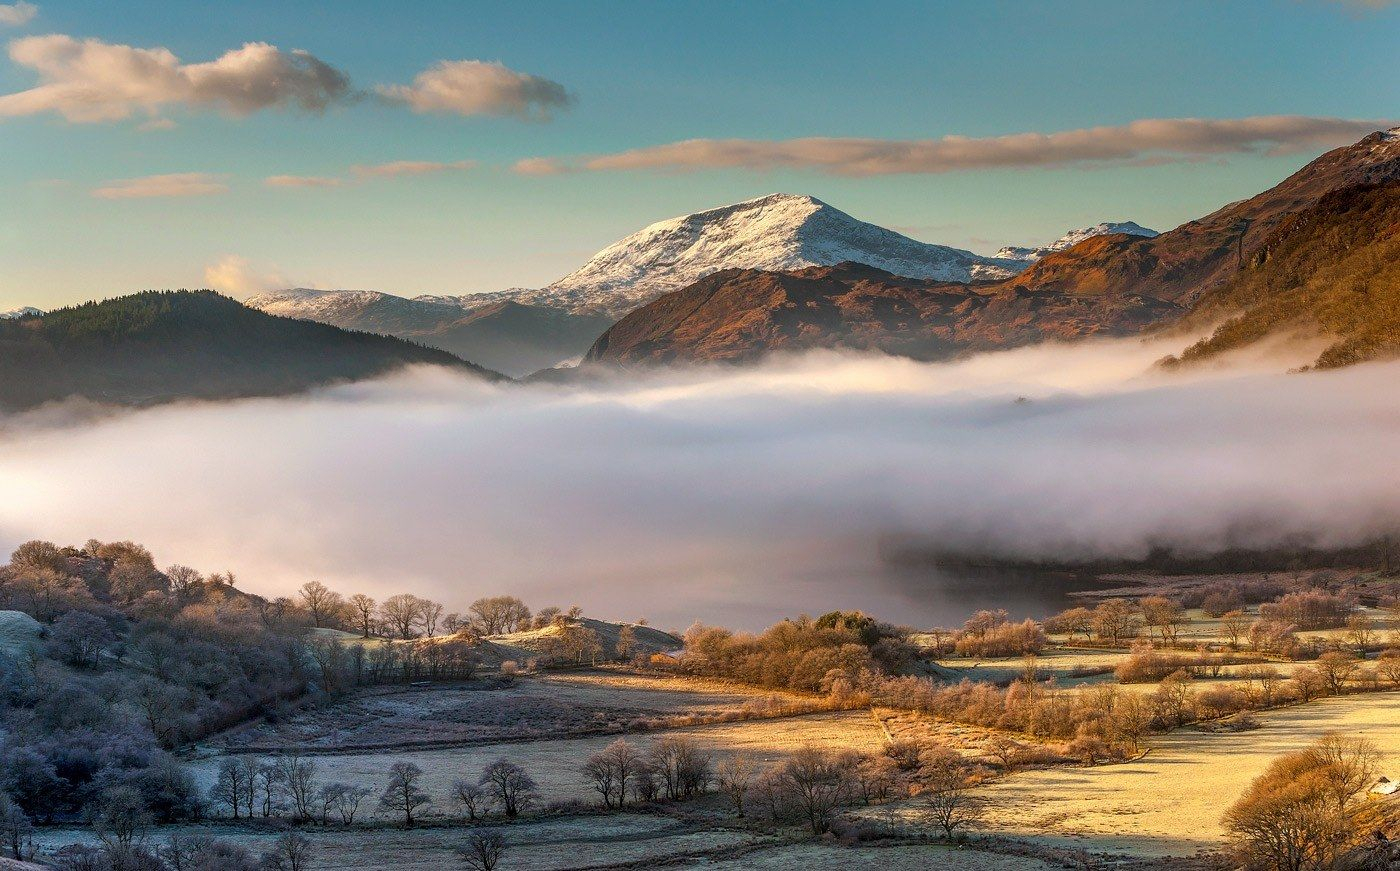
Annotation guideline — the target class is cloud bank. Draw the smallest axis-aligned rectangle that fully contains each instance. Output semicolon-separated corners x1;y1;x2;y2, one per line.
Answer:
520;115;1392;176
0;35;350;123
377;59;573;120
3;339;1397;628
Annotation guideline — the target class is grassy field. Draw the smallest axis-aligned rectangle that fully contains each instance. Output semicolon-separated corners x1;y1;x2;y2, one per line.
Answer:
969;690;1400;857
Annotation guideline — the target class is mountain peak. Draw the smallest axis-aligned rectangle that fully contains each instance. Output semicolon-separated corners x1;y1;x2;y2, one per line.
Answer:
492;194;1025;318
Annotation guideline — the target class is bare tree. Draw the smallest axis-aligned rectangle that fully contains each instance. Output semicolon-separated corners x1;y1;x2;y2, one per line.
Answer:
380;594;424;639
92;786;152;850
209;758;247;819
777;746;851;835
417;599;445;637
923;757;981;839
716;752;758;818
468;597;532;636
479;759;537;818
347;594;377;638
0;794;32;861
263;832;314;871
452;780;486;822
379;761;432;827
1220;610;1250;647
616;625;638;659
277;753;319;822
299;581;342;628
459;829;507;871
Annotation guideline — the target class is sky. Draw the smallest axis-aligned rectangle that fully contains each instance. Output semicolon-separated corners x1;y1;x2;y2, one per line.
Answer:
2;0;1397;311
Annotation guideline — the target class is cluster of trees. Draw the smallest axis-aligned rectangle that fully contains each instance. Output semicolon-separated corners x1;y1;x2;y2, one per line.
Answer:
1224;734;1381;871
679;611;917;693
0;540;319;848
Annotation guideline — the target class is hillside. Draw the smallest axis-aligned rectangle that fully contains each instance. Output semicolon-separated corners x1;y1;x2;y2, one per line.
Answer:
1161;181;1400;368
483;193;1028;318
1002;128;1400;306
0;290;497;411
247;289;611;377
586;261;1179;366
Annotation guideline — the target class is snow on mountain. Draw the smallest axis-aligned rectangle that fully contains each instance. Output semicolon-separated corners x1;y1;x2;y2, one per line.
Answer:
412;289;539;311
482;193;1028;318
0;306;42;319
243;288;407;321
994;221;1159;262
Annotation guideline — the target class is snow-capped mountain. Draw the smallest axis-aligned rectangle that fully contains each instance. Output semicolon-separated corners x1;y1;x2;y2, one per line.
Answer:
243;287;611;378
0;306;42;319
994;221;1158;262
478;193;1028;318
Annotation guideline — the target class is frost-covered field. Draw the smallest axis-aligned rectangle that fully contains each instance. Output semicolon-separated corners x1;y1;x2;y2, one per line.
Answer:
217;671;817;752
192;710;885;820
969;691;1400;857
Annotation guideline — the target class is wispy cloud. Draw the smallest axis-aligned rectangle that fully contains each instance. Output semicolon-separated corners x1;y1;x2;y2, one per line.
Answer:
264;174;343;188
0;2;37;26
0;35;350;123
90;172;228;199
519;116;1392;177
377;59;573;120
350;159;475;177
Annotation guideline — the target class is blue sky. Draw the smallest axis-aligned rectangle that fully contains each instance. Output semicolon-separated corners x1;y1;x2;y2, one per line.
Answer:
2;0;1397;310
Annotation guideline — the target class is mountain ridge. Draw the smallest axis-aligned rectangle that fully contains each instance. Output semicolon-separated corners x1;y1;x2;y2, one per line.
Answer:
0;290;497;411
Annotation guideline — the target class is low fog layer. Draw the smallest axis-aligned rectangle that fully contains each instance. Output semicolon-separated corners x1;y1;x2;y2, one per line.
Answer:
2;338;1397;629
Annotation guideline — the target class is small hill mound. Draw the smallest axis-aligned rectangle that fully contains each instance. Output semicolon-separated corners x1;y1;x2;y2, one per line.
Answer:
0;609;44;658
481;618;681;666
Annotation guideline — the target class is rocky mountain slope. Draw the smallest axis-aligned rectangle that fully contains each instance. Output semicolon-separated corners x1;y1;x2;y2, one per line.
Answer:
1162;180;1400;369
497;193;1027;319
587;128;1400;368
0;290;496;411
994;221;1157;261
0;307;42;320
1001;128;1400;307
585;261;1179;366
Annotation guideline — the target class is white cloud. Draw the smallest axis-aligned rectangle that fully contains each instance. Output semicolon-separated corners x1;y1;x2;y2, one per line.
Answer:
90;172;227;199
0;34;350;123
377;59;572;120
264;174;343;188
530;116;1393;176
0;2;37;26
349;159;475;177
201;255;292;298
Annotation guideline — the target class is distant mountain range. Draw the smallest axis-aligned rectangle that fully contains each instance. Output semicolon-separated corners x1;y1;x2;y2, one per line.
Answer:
0;291;495;411
993;222;1158;262
245;288;612;378
245;196;1149;375
586;127;1400;369
0;307;43;320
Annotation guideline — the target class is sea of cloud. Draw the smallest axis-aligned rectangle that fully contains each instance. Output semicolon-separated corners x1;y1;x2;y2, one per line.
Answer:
1;337;1396;629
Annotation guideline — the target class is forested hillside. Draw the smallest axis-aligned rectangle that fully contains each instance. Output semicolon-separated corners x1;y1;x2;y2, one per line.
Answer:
0;291;497;411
